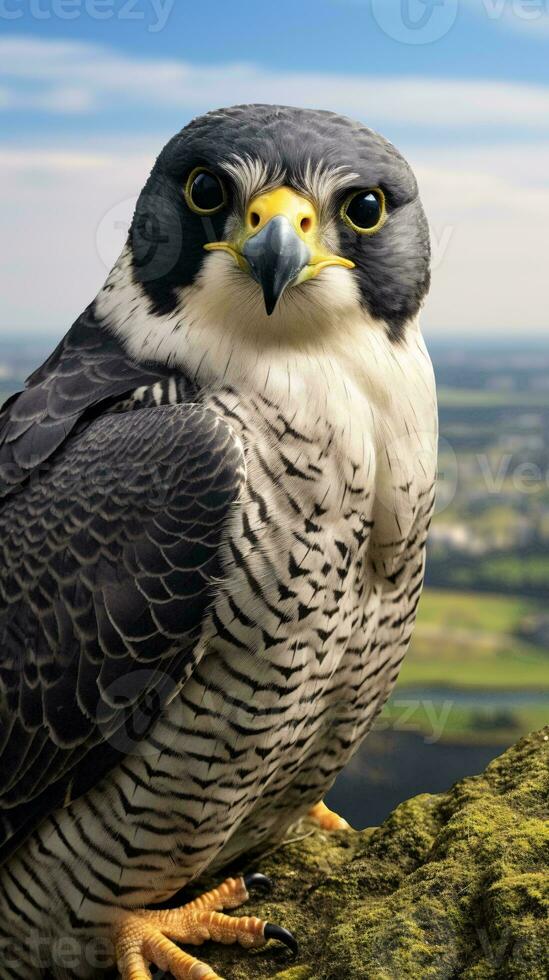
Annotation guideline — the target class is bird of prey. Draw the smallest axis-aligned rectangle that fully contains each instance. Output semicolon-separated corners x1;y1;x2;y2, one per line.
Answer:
0;104;437;980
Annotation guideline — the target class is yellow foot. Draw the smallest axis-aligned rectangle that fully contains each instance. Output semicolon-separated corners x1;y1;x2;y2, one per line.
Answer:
307;800;352;831
113;873;297;980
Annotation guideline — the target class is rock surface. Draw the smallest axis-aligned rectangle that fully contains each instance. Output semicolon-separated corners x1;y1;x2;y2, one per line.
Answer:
192;727;549;979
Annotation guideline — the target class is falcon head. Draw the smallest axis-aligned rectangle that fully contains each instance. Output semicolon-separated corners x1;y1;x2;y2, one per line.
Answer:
99;105;430;360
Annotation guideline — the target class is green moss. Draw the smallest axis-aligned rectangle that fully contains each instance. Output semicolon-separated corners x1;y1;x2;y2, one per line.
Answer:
272;969;313;980
194;728;549;979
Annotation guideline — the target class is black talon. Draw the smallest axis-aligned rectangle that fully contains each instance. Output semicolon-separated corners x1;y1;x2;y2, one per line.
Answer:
244;872;273;893
264;923;299;957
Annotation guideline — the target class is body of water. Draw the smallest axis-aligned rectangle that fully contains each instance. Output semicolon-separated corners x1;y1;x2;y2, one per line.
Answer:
327;729;510;829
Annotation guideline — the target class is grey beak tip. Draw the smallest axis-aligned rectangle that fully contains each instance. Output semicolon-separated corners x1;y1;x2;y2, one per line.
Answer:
243;216;310;315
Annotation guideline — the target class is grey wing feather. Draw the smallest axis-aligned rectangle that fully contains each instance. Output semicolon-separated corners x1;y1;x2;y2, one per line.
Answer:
0;306;178;498
0;401;245;863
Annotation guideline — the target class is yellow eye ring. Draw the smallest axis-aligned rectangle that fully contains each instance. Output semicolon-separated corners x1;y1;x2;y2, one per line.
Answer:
184;167;227;216
341;187;386;235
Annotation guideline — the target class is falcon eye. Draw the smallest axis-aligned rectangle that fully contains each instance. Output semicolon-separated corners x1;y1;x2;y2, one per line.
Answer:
184;168;226;215
341;188;386;235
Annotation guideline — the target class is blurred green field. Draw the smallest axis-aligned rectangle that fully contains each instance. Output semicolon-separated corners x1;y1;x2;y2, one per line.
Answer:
415;589;541;634
427;551;549;599
399;589;549;690
437;386;549;408
386;589;549;744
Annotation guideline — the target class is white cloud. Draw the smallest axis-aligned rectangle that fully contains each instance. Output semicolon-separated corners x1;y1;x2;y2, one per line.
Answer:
0;142;155;331
2;35;549;129
411;144;549;333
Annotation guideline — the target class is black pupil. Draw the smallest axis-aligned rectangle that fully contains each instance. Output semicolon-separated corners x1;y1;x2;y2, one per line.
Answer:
346;191;381;229
190;172;223;211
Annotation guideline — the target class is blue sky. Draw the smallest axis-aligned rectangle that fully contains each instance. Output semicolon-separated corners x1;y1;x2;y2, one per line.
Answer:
3;0;549;84
1;0;549;335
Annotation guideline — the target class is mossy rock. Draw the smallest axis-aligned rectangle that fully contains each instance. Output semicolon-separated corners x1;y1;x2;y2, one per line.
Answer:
188;728;548;979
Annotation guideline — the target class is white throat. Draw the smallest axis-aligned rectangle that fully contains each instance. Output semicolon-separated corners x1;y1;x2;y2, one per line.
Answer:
96;246;430;417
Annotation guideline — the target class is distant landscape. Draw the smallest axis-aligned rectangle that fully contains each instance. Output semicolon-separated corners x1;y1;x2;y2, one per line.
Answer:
1;333;548;827
415;340;549;740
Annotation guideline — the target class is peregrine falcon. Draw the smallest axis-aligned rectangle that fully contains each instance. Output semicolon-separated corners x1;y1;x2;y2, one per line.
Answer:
0;104;437;979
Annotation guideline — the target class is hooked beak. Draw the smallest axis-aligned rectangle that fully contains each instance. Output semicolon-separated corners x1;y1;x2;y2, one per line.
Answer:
204;186;354;315
242;215;310;316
